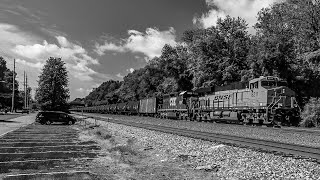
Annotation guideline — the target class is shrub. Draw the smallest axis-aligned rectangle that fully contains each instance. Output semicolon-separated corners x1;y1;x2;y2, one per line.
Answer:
300;98;320;127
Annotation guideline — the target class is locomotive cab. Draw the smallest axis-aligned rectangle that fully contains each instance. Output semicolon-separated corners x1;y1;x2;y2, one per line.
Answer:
249;76;297;108
247;76;300;126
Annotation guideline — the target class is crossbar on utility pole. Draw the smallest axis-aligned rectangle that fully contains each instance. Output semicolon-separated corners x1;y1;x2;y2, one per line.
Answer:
11;59;15;112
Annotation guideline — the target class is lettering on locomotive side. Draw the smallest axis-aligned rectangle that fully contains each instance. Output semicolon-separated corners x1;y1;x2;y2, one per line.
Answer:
213;94;231;101
170;97;177;106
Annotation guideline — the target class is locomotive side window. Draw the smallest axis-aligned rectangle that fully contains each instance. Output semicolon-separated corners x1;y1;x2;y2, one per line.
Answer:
250;82;259;89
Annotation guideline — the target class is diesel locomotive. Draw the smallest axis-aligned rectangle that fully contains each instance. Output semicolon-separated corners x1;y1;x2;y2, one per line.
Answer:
72;76;301;126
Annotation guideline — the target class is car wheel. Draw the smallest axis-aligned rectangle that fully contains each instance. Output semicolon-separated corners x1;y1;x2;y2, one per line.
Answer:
45;120;51;125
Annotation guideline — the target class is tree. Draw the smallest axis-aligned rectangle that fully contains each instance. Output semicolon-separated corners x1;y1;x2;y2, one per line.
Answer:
0;57;20;110
84;80;122;105
183;16;251;88
254;0;320;104
300;97;320;127
35;57;69;111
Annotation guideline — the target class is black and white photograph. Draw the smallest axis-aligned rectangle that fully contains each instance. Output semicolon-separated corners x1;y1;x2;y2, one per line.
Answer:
0;0;320;179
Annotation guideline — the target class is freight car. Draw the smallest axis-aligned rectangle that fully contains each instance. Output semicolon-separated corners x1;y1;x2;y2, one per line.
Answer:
124;101;140;115
71;76;301;126
139;97;161;116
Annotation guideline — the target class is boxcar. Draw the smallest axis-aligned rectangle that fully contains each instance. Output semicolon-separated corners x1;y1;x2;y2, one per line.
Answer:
139;97;160;116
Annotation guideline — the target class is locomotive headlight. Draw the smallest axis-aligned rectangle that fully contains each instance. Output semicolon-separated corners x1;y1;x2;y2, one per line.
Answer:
282;89;285;94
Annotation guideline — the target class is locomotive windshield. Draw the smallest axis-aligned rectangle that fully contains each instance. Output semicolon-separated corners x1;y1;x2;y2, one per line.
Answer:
261;81;276;87
261;80;287;88
277;81;287;86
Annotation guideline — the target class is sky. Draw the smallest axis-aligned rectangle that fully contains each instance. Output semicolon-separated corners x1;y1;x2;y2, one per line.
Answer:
0;0;279;100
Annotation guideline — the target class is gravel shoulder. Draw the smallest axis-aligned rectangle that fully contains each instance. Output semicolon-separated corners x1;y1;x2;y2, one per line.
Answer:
75;115;320;180
81;113;320;148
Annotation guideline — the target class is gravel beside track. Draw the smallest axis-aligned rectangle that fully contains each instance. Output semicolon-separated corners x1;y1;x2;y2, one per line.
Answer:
83;117;320;179
80;113;320;148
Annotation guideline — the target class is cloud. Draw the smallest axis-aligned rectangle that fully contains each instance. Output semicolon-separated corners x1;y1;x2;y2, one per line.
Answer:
56;36;72;48
76;87;92;96
116;73;124;79
194;0;278;33
15;59;44;69
76;87;85;92
76;87;91;93
128;68;134;73
95;27;177;60
0;23;40;56
12;36;99;81
0;22;113;100
94;42;126;56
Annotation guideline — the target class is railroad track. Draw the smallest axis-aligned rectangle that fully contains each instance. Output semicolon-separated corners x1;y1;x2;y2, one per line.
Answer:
81;112;320;135
77;113;320;162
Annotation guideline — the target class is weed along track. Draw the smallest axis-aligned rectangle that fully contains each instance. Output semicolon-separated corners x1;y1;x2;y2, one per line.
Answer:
0;123;101;179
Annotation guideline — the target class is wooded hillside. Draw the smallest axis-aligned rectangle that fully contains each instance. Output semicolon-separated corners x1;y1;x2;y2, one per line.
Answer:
82;0;320;106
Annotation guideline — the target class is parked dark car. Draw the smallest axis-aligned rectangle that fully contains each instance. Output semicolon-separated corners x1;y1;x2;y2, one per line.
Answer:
36;111;76;125
21;109;29;114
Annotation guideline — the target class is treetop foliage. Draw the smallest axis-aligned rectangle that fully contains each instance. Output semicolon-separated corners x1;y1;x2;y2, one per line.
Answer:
35;57;69;111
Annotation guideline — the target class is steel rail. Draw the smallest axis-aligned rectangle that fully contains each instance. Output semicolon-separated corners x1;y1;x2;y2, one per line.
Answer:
77;112;320;136
91;116;320;162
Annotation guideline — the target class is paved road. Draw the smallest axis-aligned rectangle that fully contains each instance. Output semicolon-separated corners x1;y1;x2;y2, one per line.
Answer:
0;116;101;179
0;114;35;137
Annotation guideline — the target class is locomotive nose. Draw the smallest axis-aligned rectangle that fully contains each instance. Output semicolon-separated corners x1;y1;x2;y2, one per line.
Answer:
272;86;295;97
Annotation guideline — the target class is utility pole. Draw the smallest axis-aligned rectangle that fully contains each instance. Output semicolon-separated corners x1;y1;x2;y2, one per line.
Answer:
11;59;15;112
26;73;28;109
24;71;26;109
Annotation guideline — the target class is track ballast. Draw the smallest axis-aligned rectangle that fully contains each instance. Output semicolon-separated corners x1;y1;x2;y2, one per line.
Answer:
79;113;320;163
